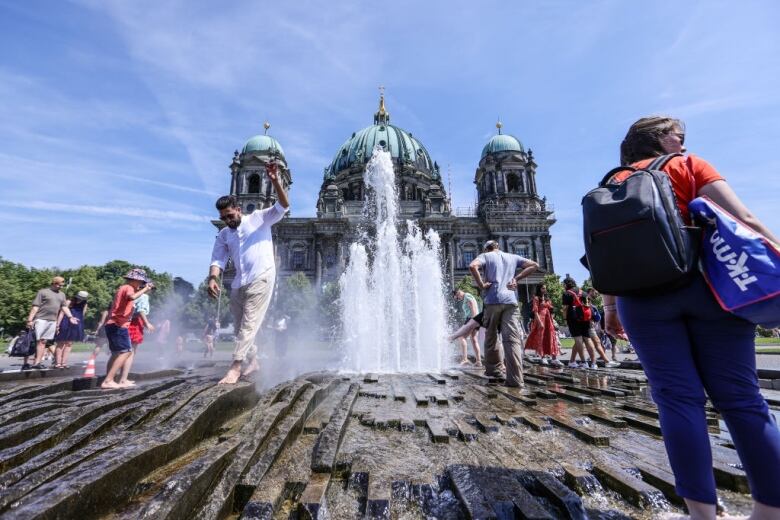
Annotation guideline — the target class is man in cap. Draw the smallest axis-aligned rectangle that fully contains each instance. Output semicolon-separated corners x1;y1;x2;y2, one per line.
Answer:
469;240;538;387
208;161;289;384
101;268;155;389
24;276;77;370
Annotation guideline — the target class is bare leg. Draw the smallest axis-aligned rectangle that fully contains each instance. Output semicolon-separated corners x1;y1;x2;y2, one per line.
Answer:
34;340;46;365
457;337;469;364
62;342;72;366
449;319;480;342
570;337;584;362
219;360;242;384
54;342;65;366
591;334;609;362
119;345;137;385
468;330;482;367
102;352;131;389
582;337;597;364
749;501;780;520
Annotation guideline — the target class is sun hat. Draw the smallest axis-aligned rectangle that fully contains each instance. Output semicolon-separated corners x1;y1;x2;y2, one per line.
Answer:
124;268;150;283
75;290;89;300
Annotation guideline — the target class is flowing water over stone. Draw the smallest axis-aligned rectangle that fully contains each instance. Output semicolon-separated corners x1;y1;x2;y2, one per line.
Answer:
0;361;769;519
340;148;448;373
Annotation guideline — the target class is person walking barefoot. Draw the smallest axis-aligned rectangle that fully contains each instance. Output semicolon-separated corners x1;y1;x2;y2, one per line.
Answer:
208;160;289;385
101;269;155;390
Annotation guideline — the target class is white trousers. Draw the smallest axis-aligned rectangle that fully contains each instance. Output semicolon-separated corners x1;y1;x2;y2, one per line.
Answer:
229;269;275;362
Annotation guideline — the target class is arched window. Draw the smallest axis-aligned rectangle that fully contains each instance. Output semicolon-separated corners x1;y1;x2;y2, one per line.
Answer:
291;249;306;270
514;243;530;258
507;173;520;192
248;174;260;194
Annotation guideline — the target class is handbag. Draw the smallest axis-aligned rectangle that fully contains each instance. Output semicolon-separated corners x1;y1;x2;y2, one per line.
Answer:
689;196;780;327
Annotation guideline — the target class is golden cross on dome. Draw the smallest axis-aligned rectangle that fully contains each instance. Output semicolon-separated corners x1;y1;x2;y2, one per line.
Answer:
379;85;385;97
263;121;271;135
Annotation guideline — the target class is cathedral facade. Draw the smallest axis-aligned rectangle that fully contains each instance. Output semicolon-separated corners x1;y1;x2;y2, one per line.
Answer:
213;95;555;304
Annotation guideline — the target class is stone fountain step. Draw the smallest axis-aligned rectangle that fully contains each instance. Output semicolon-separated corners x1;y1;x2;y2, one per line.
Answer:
7;383;257;519
136;436;241;520
592;462;668;510
298;472;331;520
310;383;358;473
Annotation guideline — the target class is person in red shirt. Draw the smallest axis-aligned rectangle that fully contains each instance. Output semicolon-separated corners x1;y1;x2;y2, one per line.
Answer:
101;268;155;389
603;116;780;519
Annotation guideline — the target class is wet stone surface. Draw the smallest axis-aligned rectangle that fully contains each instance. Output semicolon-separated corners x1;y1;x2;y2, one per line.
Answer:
0;362;769;519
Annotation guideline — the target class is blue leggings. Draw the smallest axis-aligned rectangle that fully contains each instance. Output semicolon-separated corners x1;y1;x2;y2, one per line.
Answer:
618;274;780;506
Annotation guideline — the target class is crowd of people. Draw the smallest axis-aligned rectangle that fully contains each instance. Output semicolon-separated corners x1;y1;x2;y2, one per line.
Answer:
6;115;779;518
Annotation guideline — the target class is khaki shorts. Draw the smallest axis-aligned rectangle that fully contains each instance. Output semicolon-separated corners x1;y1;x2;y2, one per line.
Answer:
34;319;56;341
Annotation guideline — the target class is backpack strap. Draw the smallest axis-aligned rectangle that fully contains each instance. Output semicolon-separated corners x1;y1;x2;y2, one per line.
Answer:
645;153;683;172
599;166;636;187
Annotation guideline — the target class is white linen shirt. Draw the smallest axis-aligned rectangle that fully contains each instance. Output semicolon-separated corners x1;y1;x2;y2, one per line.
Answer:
210;202;288;289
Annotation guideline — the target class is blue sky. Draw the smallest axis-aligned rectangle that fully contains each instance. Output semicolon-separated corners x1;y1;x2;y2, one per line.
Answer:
1;0;779;285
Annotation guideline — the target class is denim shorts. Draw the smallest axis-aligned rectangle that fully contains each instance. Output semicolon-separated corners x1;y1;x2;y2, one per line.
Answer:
105;324;132;353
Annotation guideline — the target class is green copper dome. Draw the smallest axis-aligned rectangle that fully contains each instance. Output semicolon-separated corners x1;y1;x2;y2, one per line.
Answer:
326;94;435;176
327;124;434;175
242;134;285;158
481;133;524;158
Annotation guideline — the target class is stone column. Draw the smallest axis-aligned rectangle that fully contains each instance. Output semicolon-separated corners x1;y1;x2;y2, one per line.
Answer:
543;235;554;273
534;236;544;268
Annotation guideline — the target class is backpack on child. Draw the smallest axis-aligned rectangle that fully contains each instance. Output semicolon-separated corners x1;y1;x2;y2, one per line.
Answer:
581;153;699;296
567;290;592;322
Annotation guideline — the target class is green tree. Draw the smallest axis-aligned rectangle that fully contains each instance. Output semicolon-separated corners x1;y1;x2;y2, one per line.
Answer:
0;258;175;334
280;272;315;322
581;278;603;308
183;280;230;329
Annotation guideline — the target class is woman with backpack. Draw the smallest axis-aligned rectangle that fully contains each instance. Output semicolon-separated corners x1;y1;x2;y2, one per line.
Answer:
562;276;598;369
602;117;780;519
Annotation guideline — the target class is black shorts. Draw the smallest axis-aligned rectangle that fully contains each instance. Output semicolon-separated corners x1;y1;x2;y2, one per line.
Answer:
567;319;591;338
471;312;485;328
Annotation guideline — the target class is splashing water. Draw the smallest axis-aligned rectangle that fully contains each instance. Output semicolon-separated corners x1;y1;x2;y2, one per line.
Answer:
340;148;449;373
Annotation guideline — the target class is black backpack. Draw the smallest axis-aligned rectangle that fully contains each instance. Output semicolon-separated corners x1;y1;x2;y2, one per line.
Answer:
10;329;36;357
581;153;699;296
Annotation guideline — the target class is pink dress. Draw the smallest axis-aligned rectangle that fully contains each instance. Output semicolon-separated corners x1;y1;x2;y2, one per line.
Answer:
525;297;559;357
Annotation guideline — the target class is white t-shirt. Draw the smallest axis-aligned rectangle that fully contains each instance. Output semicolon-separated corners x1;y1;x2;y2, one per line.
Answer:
210;202;288;289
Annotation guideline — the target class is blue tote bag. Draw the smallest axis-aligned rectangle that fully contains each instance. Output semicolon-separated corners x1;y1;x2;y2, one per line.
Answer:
689;196;780;328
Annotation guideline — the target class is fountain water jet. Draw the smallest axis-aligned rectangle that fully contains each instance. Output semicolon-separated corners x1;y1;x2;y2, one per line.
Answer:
340;148;449;373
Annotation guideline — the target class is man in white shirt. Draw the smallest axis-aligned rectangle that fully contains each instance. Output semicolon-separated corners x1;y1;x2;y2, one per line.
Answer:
208;162;289;384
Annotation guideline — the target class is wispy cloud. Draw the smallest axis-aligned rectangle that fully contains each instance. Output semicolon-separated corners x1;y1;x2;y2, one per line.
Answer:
5;201;211;223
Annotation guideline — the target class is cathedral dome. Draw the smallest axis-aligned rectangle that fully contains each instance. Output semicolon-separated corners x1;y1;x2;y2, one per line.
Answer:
481;125;524;158
326;94;435;176
242;133;285;158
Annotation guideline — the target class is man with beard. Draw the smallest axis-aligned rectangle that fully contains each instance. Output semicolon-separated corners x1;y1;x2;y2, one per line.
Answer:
208;162;289;384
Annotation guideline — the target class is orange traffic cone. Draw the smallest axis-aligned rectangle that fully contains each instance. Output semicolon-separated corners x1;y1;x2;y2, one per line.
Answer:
83;355;96;378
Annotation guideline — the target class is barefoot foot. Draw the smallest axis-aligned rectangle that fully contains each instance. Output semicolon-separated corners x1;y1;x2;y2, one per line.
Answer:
101;380;121;389
219;364;242;385
243;358;260;377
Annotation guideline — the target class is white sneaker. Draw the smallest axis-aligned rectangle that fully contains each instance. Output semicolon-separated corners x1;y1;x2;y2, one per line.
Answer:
605;361;621;368
569;361;580;369
589;362;599;370
541;358;549;365
550;359;563;367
